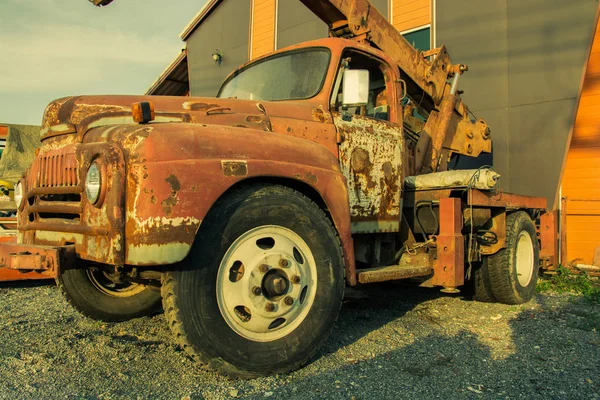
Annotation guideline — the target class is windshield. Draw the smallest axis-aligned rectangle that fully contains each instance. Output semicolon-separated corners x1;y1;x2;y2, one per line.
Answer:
218;49;330;101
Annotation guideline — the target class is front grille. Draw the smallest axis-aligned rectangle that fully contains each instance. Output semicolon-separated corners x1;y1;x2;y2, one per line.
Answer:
28;149;79;189
25;146;82;223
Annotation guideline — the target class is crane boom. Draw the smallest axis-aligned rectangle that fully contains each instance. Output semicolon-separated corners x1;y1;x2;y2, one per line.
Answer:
299;0;453;106
86;0;491;173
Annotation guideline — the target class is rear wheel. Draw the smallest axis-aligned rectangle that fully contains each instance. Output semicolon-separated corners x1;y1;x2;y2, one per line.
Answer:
483;211;539;304
471;259;496;302
57;266;162;322
162;184;345;378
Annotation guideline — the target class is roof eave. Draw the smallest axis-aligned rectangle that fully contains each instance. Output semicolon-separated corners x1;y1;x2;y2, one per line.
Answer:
146;49;188;96
179;0;222;41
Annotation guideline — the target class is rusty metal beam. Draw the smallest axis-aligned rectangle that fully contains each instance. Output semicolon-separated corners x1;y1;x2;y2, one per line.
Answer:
356;252;432;283
432;197;464;288
468;190;547;209
0;243;76;278
539;210;558;268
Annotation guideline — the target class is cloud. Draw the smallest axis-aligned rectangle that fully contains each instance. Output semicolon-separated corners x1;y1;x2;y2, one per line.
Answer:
0;0;204;124
0;24;182;92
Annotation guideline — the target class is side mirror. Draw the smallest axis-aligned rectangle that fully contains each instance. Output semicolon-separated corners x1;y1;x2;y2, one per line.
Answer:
342;69;369;106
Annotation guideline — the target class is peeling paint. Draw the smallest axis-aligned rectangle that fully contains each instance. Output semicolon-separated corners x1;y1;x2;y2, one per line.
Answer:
127;242;192;265
335;114;403;230
161;174;181;216
221;160;248;177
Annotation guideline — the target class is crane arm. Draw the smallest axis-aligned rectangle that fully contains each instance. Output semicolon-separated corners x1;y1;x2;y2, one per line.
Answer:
299;0;455;106
86;0;491;173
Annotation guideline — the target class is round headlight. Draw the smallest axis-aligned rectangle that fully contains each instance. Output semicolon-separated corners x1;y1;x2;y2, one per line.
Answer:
14;182;24;208
85;162;102;204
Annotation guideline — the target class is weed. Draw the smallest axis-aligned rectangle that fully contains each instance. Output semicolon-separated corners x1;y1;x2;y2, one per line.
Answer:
537;266;600;303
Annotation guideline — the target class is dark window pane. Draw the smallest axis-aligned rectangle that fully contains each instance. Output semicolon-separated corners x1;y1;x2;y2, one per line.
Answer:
403;27;431;51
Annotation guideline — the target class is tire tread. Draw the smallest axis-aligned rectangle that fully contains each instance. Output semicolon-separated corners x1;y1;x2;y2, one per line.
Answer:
161;183;345;378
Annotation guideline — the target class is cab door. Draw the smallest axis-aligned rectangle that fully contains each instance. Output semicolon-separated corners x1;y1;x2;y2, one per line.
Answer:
333;50;405;234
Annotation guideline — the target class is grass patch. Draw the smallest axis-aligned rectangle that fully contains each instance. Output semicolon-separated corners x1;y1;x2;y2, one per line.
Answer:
537;266;600;303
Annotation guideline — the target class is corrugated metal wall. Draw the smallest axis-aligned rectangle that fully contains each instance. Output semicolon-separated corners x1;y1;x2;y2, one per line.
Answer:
187;0;251;96
276;0;328;49
562;18;600;266
436;0;597;208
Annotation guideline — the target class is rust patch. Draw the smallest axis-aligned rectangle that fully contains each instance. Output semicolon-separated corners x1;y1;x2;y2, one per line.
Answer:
151;195;157;204
222;160;248;177
165;174;181;192
246;115;263;123
183;102;220;111
350;148;370;172
382;162;394;183
304;172;318;185
161;174;181;216
312;106;330;123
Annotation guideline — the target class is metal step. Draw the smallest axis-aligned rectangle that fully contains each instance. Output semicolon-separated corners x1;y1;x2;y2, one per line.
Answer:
357;263;432;284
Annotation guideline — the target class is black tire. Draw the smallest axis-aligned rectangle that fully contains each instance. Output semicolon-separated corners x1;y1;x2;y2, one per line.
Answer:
470;259;496;303
484;211;539;304
161;184;345;378
57;267;162;322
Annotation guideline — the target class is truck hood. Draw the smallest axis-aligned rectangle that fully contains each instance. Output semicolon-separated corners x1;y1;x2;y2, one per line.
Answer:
41;95;331;140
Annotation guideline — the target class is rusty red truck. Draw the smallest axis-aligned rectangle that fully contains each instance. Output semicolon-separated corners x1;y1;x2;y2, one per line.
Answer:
0;0;557;377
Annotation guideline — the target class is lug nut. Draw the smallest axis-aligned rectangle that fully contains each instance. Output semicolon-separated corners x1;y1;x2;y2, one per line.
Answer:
284;296;294;306
259;264;269;273
279;259;289;268
265;302;275;312
252;286;262;296
291;275;301;284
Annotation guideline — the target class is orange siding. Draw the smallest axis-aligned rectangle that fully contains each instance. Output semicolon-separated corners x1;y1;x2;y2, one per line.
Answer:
251;0;276;59
392;0;431;33
562;19;600;265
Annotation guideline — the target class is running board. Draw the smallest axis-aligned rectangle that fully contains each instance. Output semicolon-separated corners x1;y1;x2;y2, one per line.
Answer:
356;253;433;284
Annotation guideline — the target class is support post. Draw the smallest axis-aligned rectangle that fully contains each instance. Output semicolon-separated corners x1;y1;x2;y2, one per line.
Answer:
432;198;464;289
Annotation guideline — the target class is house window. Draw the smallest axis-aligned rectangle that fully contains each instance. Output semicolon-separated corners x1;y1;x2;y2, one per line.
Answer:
402;27;431;52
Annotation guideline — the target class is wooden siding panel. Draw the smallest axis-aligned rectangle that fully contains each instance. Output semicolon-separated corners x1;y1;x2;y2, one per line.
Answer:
251;0;276;59
562;18;600;265
566;215;600;264
392;0;431;32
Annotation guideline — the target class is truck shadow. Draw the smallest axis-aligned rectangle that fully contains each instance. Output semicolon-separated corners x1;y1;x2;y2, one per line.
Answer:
323;282;447;353
272;293;600;400
0;279;55;289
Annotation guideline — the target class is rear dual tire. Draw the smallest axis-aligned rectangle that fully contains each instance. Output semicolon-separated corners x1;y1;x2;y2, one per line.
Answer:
472;211;539;304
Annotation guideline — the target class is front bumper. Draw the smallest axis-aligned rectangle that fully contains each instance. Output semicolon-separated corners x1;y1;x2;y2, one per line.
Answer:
0;242;76;278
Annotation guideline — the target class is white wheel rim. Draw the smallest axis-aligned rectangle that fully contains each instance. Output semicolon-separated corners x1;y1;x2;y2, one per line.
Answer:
515;230;534;287
216;225;317;342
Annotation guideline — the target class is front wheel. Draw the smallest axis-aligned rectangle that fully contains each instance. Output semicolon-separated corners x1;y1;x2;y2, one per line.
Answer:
162;184;345;378
57;266;162;322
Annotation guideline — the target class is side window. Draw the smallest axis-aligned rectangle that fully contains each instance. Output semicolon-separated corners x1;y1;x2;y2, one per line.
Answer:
335;52;390;121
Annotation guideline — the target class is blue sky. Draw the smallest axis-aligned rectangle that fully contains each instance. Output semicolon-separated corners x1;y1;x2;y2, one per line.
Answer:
0;0;206;125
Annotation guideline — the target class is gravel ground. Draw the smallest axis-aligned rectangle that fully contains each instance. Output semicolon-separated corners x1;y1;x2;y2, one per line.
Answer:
0;280;598;400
